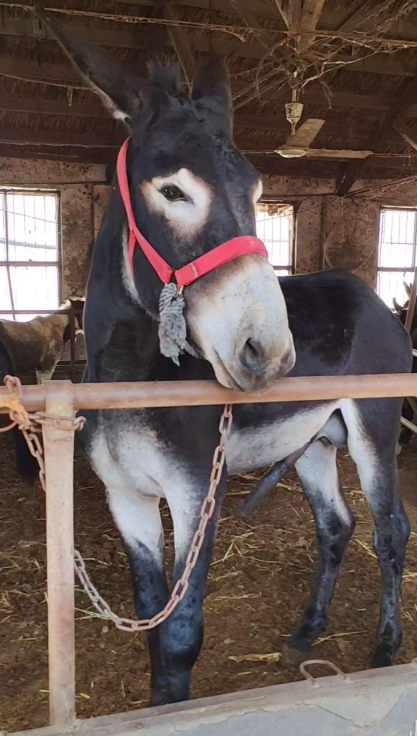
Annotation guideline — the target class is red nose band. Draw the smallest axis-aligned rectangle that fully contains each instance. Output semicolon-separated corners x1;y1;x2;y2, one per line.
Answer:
116;138;268;288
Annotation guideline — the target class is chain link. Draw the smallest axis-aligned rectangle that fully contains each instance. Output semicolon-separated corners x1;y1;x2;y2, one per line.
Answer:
1;375;233;633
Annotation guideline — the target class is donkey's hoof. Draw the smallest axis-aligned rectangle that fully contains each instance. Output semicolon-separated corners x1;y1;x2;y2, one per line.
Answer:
370;648;393;669
281;642;312;668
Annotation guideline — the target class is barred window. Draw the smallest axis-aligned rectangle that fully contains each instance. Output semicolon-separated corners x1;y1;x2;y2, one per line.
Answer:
256;203;294;275
0;189;60;321
377;207;417;307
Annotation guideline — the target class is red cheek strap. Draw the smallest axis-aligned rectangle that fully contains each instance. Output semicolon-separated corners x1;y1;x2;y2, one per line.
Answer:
118;138;268;287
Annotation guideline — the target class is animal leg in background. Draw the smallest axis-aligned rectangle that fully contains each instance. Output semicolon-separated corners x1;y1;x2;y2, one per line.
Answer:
281;440;355;666
36;368;56;384
343;398;410;667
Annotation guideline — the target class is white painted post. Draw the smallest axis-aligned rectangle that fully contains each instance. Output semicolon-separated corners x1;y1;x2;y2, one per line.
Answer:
43;381;76;726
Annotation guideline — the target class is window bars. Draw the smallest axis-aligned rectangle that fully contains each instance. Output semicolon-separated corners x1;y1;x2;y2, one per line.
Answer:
0;189;60;321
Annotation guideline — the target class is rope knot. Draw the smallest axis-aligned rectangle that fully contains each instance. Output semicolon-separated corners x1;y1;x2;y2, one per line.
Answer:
158;283;197;366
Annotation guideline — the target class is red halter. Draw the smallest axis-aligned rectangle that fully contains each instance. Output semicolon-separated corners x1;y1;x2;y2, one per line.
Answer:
116;138;268;288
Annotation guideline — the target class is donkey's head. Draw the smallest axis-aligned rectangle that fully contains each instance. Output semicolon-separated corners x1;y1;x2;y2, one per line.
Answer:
38;10;295;391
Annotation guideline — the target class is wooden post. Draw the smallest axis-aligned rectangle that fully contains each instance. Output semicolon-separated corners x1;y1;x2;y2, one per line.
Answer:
69;304;77;383
43;381;76;726
405;268;417;334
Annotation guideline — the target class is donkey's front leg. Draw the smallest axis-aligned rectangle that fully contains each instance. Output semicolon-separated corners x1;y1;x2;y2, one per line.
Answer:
158;476;227;705
107;489;171;704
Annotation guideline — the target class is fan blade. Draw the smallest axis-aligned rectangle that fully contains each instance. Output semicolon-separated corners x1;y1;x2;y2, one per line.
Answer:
305;149;373;159
281;118;325;150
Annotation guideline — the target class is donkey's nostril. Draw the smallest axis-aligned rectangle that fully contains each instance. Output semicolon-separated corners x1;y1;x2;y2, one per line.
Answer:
240;338;265;372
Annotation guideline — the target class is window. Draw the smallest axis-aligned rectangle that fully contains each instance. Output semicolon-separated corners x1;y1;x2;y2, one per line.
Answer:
0;189;60;321
377;207;417;307
256;203;293;275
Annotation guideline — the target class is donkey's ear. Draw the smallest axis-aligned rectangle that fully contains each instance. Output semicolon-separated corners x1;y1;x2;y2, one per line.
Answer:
191;56;233;127
35;8;144;122
404;281;413;299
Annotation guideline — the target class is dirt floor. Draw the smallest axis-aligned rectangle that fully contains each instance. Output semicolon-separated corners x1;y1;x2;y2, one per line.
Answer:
1;431;417;732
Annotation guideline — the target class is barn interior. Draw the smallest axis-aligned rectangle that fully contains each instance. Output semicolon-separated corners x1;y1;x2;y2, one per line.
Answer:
2;0;417;731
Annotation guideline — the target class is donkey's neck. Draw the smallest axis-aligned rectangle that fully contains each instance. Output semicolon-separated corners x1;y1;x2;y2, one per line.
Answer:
84;184;160;383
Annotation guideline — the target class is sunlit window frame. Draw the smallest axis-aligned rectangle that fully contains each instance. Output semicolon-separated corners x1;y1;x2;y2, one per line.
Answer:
376;206;417;307
0;188;61;321
256;201;295;275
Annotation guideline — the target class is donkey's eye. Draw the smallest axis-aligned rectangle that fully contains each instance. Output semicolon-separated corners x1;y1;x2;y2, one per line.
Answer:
159;184;186;201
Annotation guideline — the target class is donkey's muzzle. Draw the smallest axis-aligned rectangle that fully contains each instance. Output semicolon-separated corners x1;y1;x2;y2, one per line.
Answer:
234;336;295;392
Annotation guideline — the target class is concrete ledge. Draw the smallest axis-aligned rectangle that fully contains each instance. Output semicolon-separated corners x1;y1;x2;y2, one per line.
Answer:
9;661;417;736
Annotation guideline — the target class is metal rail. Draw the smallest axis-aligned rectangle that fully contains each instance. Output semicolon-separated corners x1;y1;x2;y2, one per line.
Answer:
1;373;417;413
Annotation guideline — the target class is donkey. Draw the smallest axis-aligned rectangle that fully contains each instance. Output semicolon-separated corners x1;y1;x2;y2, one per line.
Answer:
39;10;412;708
0;300;84;384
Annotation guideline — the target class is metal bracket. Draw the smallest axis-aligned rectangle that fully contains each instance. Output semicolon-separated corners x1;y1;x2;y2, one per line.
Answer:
299;659;347;688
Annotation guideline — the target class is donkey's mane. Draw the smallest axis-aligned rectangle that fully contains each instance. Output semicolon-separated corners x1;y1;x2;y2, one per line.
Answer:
146;58;184;98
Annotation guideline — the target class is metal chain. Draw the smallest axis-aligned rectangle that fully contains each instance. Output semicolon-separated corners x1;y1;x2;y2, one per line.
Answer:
1;375;233;633
74;403;233;631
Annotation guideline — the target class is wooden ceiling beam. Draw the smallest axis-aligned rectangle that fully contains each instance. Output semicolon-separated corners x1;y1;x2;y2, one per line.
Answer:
0;54;415;98
288;0;302;32
0;107;374;142
274;0;289;27
336;74;417;196
0;90;408;118
85;0;280;18
0;0;278;16
392;120;417;152
299;0;326;53
0;144;113;164
0;127;123;149
2;16;417;72
336;0;385;32
163;0;196;85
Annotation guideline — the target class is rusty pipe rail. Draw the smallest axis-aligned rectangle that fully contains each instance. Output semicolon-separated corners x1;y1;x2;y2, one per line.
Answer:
1;374;417;413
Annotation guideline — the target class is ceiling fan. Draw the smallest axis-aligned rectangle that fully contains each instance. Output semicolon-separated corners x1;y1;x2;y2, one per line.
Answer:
273;101;372;160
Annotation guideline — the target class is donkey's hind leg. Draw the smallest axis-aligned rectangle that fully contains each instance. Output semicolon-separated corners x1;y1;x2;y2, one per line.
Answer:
282;440;355;666
342;398;410;668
